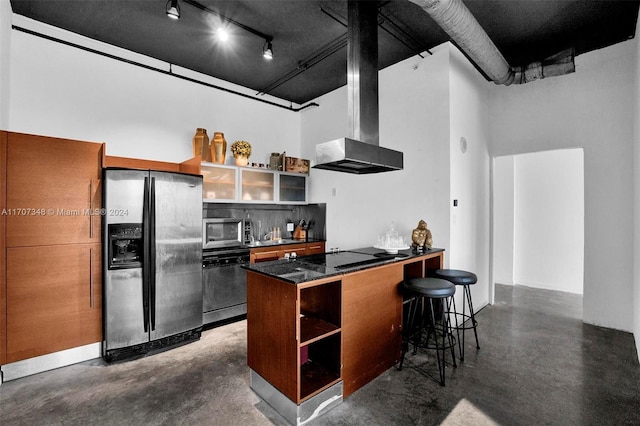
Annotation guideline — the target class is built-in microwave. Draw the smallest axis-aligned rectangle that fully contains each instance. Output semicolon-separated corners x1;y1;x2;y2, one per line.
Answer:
203;218;245;249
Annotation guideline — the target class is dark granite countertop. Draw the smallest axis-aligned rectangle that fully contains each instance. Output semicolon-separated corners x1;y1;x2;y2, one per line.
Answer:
244;238;325;249
244;247;445;284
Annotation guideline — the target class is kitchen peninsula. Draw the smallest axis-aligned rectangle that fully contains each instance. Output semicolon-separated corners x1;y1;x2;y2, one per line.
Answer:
245;247;444;425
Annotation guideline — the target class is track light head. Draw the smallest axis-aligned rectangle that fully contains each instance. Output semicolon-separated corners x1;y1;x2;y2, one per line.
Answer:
166;0;180;20
263;40;273;60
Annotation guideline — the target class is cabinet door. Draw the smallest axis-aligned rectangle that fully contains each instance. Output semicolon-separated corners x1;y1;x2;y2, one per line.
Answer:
6;133;102;247
281;243;307;258
202;163;238;202
278;173;307;204
305;242;325;255
251;249;280;263
240;169;275;202
6;244;102;363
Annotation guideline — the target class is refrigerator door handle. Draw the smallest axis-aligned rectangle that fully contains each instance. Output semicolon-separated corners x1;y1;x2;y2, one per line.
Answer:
150;176;157;331
142;176;150;333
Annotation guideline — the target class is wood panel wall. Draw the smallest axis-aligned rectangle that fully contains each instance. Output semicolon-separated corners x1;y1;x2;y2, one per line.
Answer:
1;131;7;364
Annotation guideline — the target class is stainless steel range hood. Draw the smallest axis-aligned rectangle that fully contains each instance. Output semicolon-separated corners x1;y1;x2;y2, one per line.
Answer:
313;1;403;174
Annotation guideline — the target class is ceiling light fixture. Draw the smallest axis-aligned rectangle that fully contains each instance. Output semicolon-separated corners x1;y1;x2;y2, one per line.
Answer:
166;0;180;20
182;0;274;59
263;39;273;60
217;28;229;42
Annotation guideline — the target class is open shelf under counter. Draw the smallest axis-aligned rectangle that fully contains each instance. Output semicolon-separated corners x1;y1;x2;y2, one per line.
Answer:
299;332;341;401
300;315;340;345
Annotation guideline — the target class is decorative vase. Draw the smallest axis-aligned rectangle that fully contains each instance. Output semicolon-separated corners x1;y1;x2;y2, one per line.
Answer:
235;155;249;167
269;152;283;170
211;132;227;164
193;128;211;162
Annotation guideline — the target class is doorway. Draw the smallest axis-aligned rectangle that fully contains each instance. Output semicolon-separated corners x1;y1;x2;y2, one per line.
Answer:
492;149;585;301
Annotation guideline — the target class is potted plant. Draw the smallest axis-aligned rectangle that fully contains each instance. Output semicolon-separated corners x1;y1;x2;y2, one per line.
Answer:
231;140;252;166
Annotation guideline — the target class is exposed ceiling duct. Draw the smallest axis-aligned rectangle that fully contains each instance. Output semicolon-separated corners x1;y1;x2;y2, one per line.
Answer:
409;0;575;85
313;0;404;174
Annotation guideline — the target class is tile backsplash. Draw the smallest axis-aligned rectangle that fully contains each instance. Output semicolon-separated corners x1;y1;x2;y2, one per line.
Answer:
203;203;326;242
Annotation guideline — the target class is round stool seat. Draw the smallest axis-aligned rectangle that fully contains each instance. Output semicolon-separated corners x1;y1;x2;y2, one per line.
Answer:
432;269;477;286
404;277;455;298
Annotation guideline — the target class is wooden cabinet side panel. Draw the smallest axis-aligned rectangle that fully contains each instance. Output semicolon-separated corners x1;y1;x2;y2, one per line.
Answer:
103;155;180;172
341;263;404;397
6;244;102;363
6;133;103;247
247;271;298;401
1;131;7;364
178;157;202;175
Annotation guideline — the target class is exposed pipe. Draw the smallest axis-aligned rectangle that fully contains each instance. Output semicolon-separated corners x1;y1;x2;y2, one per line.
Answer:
409;0;574;85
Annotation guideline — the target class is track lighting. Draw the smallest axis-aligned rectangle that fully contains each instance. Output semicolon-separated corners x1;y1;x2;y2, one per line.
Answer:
217;28;229;42
179;0;274;59
263;40;273;60
166;0;180;20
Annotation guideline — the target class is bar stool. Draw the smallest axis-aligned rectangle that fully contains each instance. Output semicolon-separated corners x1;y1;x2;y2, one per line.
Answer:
399;277;457;386
432;269;480;361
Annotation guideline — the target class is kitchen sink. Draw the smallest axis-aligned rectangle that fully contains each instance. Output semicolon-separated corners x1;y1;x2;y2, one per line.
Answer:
246;239;300;248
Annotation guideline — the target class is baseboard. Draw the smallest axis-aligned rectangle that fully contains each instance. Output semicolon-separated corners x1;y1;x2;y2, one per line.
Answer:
1;342;102;382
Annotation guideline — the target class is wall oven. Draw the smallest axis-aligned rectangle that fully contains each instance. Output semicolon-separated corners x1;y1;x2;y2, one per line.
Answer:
202;247;250;325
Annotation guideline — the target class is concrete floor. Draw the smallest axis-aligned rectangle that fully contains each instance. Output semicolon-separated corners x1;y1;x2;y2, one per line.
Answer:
1;284;639;425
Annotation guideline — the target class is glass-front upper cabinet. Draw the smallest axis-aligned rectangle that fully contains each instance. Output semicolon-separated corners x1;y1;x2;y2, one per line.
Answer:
202;163;308;204
278;173;307;204
202;163;238;202
240;169;275;202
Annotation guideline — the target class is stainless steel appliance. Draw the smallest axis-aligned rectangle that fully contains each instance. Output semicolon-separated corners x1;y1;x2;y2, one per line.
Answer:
103;168;203;362
202;247;250;325
313;1;403;174
203;218;245;249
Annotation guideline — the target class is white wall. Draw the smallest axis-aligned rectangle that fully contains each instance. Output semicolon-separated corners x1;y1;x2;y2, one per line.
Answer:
494;150;584;295
633;13;640;362
7;14;493;308
7;16;303;164
493;155;515;285
448;46;491;308
513;149;584;294
301;43;491;310
489;41;636;332
301;44;452;255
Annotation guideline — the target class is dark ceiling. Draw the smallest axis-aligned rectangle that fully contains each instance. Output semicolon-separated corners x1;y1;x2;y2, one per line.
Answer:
9;0;640;106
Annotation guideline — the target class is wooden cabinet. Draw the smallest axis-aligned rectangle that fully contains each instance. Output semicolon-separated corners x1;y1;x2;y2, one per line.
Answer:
247;272;341;404
305;242;325;255
341;263;404;397
298;280;342;400
280;243;308;259
6;244;102;363
1;131;104;365
250;247;281;263
246;249;445;423
6;133;102;247
250;242;325;263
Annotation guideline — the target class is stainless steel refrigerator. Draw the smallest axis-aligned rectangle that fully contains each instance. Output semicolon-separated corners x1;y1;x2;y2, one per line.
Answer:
102;168;203;361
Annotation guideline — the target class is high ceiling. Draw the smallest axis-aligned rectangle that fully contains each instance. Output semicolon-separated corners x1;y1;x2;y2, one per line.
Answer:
9;0;640;105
